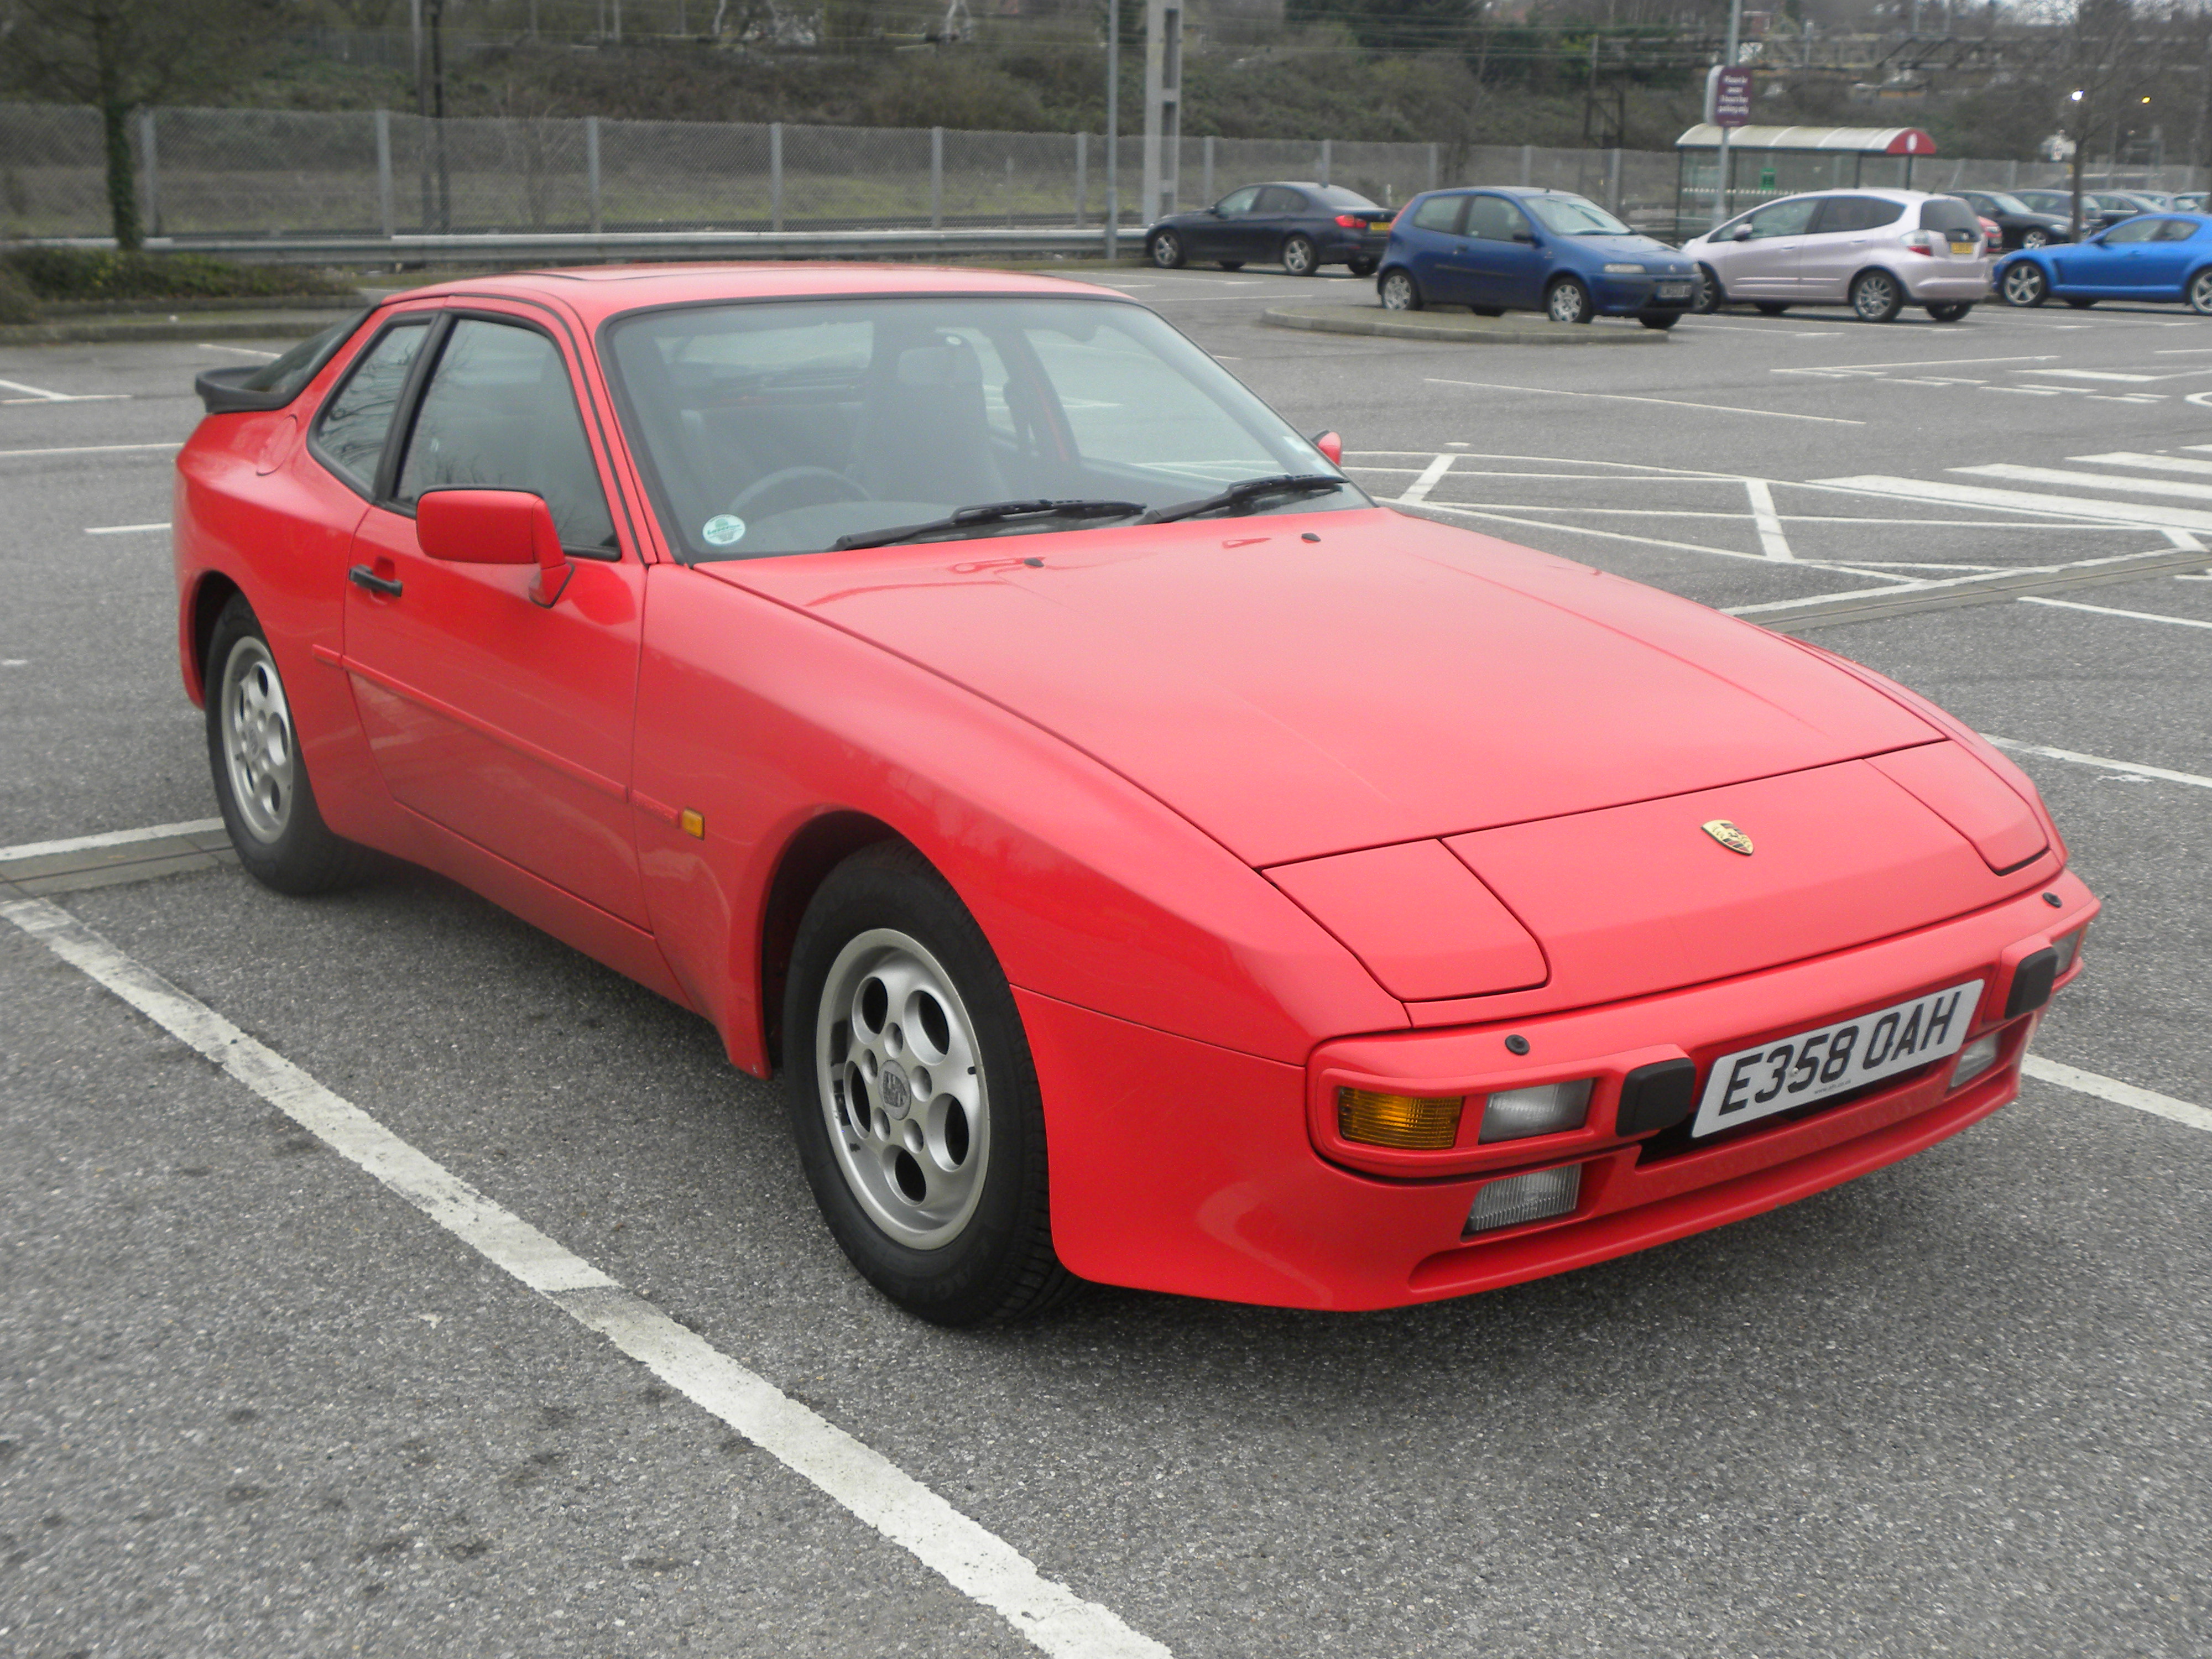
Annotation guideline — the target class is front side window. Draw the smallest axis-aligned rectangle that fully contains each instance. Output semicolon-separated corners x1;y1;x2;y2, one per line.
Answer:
1464;195;1528;242
2101;217;2162;244
395;319;618;553
314;319;431;490
1215;186;1261;216
1523;194;1631;236
604;297;1365;561
1744;198;1820;238
1410;194;1466;233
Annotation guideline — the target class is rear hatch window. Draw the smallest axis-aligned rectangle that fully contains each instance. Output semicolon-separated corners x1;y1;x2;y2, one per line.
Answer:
1921;199;1983;234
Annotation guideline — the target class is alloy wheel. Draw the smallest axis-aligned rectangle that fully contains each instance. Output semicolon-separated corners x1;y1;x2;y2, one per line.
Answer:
220;636;295;844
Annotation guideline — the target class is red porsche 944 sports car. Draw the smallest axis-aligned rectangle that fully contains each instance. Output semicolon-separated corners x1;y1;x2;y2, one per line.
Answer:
176;265;2094;1323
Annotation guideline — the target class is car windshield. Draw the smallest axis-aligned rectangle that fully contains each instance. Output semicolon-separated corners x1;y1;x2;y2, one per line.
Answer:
1524;195;1633;236
603;296;1364;560
1313;186;1381;210
1978;191;2033;216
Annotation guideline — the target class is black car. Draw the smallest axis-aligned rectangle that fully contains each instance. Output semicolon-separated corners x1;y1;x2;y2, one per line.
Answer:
2015;189;2146;235
1144;182;1395;276
1954;189;2072;251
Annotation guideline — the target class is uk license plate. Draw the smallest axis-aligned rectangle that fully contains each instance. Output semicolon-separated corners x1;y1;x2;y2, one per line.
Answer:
1656;280;1692;299
1691;979;1985;1138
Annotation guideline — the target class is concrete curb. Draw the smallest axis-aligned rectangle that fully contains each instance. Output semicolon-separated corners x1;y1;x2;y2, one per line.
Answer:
0;311;356;346
1261;302;1672;345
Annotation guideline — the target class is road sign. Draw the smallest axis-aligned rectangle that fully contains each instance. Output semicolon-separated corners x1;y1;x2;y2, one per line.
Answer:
1707;65;1754;128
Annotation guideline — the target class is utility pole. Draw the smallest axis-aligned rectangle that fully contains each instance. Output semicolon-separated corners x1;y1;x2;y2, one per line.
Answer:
1712;0;1742;229
1105;0;1119;259
1140;0;1183;226
412;0;429;233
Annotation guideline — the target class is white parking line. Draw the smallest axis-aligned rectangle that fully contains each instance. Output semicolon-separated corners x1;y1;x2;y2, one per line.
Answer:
1983;736;2212;790
2023;1056;2212;1135
1815;475;2212;533
0;896;1173;1659
1425;378;1865;426
1395;453;1455;504
2018;594;2212;629
1959;463;2212;502
1743;478;1793;561
199;343;280;359
0;441;181;458
85;521;170;535
2070;451;2212;477
0;818;224;862
0;376;128;403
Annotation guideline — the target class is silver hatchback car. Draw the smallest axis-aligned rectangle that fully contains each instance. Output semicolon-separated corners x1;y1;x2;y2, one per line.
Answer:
1682;189;1990;322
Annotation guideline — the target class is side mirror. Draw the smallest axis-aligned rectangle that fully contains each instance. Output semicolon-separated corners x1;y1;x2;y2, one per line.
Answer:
1731;225;1754;241
1511;230;1537;244
416;488;572;607
1311;430;1343;467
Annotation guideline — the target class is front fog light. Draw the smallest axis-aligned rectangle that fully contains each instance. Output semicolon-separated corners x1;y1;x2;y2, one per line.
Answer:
1338;1088;1465;1150
1466;1165;1582;1234
1950;1032;2001;1088
1479;1079;1593;1142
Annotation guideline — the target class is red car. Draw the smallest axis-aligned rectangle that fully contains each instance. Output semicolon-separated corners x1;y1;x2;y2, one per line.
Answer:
177;266;2095;1323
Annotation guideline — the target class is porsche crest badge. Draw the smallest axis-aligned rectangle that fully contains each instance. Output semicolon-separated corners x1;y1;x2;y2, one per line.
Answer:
1702;819;1754;855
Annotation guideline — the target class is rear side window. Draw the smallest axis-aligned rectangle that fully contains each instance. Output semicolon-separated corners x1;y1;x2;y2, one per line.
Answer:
1815;197;1904;234
241;312;368;403
1256;186;1309;214
2152;218;2201;242
1313;186;1380;211
1919;199;1981;234
1464;195;1527;242
1410;194;1466;233
396;318;618;554
313;318;431;491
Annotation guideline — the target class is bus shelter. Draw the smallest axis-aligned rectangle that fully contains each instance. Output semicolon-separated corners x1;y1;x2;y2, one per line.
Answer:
1674;126;1937;238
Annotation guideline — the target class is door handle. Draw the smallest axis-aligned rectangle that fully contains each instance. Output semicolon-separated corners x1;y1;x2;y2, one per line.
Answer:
348;564;403;598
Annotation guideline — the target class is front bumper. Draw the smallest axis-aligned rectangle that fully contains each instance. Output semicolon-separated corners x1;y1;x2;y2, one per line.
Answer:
1593;272;1698;314
1023;869;2095;1311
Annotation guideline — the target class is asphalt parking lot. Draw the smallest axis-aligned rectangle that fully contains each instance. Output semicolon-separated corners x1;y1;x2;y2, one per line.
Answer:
2;267;2208;1659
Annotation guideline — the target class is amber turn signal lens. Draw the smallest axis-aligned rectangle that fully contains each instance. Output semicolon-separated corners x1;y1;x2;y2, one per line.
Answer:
1337;1087;1465;1150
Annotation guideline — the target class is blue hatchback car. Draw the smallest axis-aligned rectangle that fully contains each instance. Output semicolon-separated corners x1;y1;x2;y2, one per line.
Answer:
1995;212;2212;314
1378;187;1699;328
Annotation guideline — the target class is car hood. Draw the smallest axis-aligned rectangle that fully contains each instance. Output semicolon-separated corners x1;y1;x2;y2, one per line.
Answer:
1572;233;1691;267
706;509;1938;869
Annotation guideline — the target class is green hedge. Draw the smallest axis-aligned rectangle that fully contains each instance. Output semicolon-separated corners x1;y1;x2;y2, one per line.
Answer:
2;248;353;303
0;262;36;325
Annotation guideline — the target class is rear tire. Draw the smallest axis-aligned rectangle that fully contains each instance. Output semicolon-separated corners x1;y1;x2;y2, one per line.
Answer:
1282;234;1318;276
1378;267;1422;311
785;843;1076;1326
1217;260;1243;271
205;595;371;896
1927;301;1974;322
2188;269;2212;314
1347;257;1378;278
1146;229;1185;269
1850;269;1904;323
1754;301;1790;315
1469;305;1505;317
2065;296;2097;309
2000;263;2049;307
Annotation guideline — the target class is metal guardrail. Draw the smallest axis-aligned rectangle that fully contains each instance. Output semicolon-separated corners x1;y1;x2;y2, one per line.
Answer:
26;226;1129;267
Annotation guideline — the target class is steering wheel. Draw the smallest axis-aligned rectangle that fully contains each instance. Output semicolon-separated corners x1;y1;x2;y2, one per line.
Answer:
728;467;870;520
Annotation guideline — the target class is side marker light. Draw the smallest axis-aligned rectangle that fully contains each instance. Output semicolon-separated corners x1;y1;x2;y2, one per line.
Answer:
679;809;706;839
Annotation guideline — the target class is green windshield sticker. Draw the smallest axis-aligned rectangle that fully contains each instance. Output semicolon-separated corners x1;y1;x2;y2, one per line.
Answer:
702;514;747;546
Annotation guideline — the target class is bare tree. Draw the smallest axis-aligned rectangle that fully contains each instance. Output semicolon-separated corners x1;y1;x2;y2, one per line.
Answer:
0;0;282;248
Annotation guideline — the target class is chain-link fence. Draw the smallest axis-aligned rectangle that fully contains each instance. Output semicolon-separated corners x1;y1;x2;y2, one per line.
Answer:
2;100;2203;247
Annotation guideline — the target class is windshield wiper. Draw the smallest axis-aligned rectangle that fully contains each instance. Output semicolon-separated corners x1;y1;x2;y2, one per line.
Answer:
1136;474;1344;526
829;498;1145;552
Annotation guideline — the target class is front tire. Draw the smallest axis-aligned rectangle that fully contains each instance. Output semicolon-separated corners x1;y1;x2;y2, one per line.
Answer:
1927;301;1974;322
2022;228;2051;249
1850;269;1904;323
2065;296;2098;309
1378;267;1422;311
1693;263;1725;313
2188;269;2212;314
205;595;369;895
1637;311;1681;331
1347;257;1378;278
1546;276;1595;325
2001;263;2049;307
1754;301;1790;315
1146;229;1185;269
1217;260;1244;271
785;843;1074;1326
1281;234;1318;276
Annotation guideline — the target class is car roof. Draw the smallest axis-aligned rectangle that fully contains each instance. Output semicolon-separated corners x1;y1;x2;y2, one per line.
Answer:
366;263;1129;325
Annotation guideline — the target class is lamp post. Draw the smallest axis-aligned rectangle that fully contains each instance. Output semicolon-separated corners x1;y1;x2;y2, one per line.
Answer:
1105;0;1120;260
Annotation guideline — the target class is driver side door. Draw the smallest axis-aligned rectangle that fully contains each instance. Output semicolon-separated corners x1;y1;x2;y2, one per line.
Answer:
1192;186;1260;262
337;307;653;926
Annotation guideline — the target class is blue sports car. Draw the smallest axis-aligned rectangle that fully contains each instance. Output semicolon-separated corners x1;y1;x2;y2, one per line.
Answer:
1996;212;2212;313
1377;187;1698;328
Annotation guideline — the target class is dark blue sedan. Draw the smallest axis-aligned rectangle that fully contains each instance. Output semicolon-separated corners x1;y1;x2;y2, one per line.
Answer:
1376;187;1698;328
1996;213;2212;313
